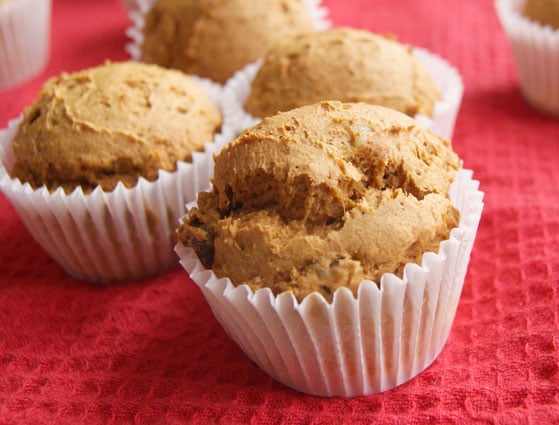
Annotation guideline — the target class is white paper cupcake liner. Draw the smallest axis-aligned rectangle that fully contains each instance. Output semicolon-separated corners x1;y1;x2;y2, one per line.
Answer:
220;61;263;136
413;48;464;140
176;168;484;397
0;0;51;91
301;0;332;30
0;79;232;283
496;0;559;115
222;48;464;140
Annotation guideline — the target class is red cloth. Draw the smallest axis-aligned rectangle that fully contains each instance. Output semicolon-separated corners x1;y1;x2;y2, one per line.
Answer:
1;0;559;423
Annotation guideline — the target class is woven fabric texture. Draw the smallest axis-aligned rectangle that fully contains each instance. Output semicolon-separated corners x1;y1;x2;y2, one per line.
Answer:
1;0;559;423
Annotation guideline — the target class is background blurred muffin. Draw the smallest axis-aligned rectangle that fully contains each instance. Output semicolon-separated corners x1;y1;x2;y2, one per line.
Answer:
176;101;484;397
496;0;559;116
224;27;464;140
0;61;226;282
0;0;51;91
245;28;440;119
140;0;316;84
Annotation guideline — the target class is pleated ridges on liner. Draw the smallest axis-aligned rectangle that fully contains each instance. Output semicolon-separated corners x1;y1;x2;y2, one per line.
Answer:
0;0;51;91
495;0;559;116
177;168;484;397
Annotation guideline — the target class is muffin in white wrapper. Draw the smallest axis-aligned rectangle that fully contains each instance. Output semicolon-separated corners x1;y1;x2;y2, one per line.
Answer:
176;168;484;397
124;0;330;80
222;47;464;140
0;0;51;91
125;0;331;57
496;0;559;116
0;75;232;283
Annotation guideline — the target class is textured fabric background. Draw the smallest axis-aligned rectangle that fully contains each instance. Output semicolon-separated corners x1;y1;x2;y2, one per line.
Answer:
1;0;559;423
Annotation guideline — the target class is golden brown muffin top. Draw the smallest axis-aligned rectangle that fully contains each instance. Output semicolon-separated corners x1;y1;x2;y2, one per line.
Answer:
245;27;440;119
523;0;559;29
11;61;222;193
178;101;460;302
141;0;315;84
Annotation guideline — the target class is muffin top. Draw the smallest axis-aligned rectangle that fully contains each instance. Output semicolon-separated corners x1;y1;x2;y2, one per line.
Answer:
245;28;441;119
11;61;222;193
141;0;315;84
523;0;559;29
178;101;460;302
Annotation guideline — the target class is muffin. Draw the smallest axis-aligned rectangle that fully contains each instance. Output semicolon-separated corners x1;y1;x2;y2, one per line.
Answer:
180;101;459;300
176;101;484;396
496;0;559;115
0;0;51;91
0;61;228;282
11;61;221;194
139;0;316;84
224;28;464;139
246;28;440;119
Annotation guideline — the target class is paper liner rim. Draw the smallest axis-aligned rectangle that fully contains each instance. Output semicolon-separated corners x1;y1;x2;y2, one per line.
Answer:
496;0;559;38
495;0;559;115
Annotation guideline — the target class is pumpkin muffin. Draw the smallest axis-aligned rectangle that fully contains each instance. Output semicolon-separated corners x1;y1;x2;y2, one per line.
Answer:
0;60;227;282
11;61;221;193
496;0;559;116
178;101;460;301
141;0;315;84
176;100;484;397
245;28;441;119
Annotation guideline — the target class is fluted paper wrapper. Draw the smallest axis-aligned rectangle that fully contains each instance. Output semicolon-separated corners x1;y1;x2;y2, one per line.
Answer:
0;0;51;91
176;169;484;397
0;80;230;282
496;0;559;116
413;48;464;140
222;48;464;140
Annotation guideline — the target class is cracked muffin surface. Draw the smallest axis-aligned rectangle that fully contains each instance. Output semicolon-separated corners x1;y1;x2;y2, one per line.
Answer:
141;0;315;84
11;61;222;193
178;101;460;302
246;27;440;119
